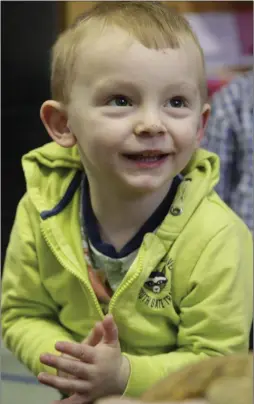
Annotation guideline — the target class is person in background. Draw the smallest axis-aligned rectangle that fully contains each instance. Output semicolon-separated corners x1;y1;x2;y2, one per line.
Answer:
201;72;253;233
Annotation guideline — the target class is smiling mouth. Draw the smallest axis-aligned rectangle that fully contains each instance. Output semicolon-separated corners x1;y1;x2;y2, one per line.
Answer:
122;151;171;162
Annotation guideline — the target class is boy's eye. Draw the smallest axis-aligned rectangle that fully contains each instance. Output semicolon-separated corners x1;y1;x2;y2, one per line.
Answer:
167;97;186;108
107;95;132;107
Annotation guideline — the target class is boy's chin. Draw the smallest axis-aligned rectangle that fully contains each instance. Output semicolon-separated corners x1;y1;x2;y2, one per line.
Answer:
122;175;172;195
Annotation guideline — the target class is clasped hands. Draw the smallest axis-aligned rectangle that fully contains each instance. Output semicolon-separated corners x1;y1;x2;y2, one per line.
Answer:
38;314;130;404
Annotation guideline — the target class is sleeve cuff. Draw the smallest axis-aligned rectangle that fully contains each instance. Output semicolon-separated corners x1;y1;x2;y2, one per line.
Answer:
122;353;164;397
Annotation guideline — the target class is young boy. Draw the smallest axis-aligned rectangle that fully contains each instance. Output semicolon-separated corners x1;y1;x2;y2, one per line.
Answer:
2;2;253;403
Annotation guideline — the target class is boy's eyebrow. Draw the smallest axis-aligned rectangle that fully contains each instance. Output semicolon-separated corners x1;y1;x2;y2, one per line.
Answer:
93;78;137;93
164;81;198;94
93;78;198;95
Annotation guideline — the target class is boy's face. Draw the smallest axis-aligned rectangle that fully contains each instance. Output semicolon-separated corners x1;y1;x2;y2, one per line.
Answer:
67;26;209;196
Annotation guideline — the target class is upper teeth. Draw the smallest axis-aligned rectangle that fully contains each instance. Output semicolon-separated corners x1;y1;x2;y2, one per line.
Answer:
139;156;159;160
139;151;163;156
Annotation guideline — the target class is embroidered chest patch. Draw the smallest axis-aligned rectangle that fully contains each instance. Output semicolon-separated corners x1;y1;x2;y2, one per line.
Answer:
138;257;174;309
144;271;168;294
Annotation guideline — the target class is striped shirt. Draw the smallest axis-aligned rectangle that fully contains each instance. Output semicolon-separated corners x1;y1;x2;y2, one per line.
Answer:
202;73;253;233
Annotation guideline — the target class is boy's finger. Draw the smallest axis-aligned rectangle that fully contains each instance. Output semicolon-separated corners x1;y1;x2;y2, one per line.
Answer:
96;400;209;404
102;314;119;345
95;399;136;404
85;321;104;346
55;341;95;363
52;393;91;404
40;353;93;379
38;372;91;395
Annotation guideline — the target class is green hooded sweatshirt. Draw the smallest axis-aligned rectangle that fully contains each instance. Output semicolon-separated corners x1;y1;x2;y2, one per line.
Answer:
2;142;253;397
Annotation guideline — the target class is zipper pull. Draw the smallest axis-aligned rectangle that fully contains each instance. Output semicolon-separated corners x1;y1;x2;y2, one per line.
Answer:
170;178;191;216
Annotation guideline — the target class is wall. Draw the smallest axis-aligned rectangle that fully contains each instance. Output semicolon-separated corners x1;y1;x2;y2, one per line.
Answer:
62;1;252;27
2;1;60;266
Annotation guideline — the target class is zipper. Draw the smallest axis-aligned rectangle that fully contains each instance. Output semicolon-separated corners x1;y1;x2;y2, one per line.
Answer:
40;224;105;320
108;250;144;312
170;178;191;216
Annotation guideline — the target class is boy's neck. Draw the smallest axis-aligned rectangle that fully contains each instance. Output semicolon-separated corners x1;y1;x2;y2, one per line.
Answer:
88;179;172;252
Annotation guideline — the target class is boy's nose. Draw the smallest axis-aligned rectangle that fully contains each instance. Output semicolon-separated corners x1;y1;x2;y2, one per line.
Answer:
134;114;166;137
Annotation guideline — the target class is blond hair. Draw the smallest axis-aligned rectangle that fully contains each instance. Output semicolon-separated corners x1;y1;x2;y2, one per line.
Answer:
51;1;207;105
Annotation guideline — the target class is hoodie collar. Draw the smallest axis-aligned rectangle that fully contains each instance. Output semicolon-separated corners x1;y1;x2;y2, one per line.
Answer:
22;143;220;239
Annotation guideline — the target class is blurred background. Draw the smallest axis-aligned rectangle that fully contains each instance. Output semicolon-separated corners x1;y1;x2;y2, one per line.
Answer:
1;1;253;404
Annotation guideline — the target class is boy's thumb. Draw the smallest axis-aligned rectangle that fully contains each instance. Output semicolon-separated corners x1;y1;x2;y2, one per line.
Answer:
82;321;104;346
102;314;119;345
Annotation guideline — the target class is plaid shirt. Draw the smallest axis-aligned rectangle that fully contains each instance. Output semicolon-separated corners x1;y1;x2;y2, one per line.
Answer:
201;73;254;233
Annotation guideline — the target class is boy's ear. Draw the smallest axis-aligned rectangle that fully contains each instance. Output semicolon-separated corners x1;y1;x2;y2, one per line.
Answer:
196;103;211;144
40;100;76;148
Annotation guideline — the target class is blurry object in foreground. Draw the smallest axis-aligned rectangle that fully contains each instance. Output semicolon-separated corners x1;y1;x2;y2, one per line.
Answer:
142;353;253;404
